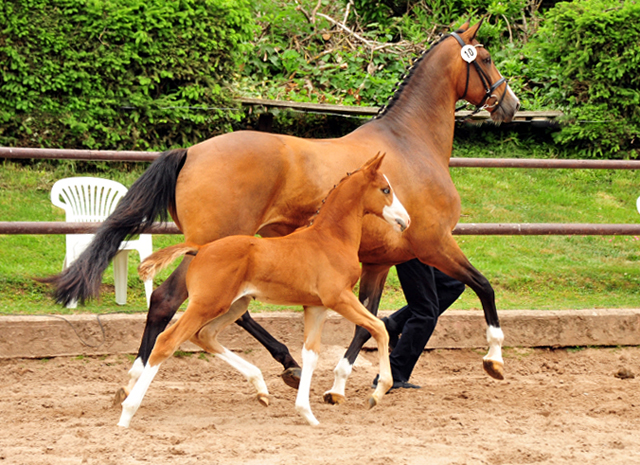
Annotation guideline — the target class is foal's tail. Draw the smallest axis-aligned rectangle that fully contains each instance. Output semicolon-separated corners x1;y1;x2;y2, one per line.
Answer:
138;244;200;281
37;148;188;306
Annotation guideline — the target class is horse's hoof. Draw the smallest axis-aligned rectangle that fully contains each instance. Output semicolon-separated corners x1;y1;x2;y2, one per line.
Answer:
257;393;270;407
112;387;129;407
323;392;346;405
367;396;378;409
483;359;505;380
281;367;301;390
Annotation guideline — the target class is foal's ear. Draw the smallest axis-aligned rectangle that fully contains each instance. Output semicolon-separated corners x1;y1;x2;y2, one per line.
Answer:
363;152;386;176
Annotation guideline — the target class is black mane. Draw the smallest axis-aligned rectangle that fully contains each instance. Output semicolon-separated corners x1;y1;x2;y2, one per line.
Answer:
374;30;460;120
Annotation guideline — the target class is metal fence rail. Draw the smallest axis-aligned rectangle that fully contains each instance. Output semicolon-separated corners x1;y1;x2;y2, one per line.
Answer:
3;147;640;169
2;222;640;236
1;146;639;237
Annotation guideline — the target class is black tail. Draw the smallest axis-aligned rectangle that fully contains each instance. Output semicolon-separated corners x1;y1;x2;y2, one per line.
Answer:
37;148;188;306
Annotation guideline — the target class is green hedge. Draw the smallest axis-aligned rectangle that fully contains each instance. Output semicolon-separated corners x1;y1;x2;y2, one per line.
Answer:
522;0;640;157
0;0;255;150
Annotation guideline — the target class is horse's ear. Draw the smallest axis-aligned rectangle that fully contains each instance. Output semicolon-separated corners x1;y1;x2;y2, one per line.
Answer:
363;152;386;176
455;20;470;33
464;15;487;41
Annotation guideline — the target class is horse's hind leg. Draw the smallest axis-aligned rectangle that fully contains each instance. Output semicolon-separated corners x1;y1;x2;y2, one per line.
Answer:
421;236;504;380
324;264;389;405
235;312;301;389
192;297;270;406
114;255;192;405
295;306;327;426
118;300;217;428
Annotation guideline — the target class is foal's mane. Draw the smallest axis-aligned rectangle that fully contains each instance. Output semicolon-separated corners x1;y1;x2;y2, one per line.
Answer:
307;167;363;226
374;29;463;120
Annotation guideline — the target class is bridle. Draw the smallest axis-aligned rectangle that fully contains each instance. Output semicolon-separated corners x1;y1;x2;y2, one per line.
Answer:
450;31;508;115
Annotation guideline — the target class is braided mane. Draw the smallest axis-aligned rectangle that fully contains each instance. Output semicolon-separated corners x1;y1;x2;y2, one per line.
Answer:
373;31;459;120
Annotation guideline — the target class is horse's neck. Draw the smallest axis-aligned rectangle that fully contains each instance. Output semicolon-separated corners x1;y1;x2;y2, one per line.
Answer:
309;176;367;249
359;45;458;157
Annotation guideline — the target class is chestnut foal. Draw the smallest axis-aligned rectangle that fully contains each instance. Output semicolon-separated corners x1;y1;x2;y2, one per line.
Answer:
117;153;410;428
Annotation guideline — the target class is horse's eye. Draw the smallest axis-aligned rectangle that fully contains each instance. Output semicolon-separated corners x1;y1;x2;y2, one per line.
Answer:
483;57;492;65
382;187;390;195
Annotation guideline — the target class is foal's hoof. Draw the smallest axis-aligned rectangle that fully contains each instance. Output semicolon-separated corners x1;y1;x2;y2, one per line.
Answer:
483;359;505;380
112;387;129;407
323;392;346;405
257;393;270;407
367;396;378;409
281;367;301;390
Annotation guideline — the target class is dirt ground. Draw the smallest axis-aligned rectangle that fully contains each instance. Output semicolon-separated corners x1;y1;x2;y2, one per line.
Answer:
1;344;640;465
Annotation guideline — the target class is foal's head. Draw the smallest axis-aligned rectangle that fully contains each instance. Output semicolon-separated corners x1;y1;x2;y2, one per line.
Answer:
451;18;520;123
359;153;410;232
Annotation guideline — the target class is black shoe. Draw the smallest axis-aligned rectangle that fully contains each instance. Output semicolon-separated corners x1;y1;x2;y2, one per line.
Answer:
381;317;400;351
371;375;421;391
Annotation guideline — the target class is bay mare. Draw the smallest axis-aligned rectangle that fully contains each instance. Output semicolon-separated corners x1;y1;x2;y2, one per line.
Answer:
40;20;520;403
117;154;410;427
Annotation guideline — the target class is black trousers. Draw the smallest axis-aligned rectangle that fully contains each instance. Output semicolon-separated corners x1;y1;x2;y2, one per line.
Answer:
388;259;465;382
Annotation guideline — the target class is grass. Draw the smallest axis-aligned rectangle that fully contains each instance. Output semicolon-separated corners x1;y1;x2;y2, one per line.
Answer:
1;141;639;315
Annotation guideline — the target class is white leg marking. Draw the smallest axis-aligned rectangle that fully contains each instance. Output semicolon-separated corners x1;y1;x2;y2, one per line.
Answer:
216;348;269;398
483;325;505;364
295;346;320;426
124;357;145;393
118;362;160;428
324;357;353;400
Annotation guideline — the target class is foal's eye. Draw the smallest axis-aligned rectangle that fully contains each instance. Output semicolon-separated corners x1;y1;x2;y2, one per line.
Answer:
382;187;390;195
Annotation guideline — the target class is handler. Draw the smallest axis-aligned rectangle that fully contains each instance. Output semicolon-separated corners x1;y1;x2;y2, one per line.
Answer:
373;258;465;390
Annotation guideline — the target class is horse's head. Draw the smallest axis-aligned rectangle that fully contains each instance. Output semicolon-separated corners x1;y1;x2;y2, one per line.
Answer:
450;18;520;123
361;153;410;232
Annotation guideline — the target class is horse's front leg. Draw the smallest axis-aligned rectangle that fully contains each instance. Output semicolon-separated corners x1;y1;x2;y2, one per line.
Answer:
295;306;327;426
324;264;389;405
326;291;393;408
114;255;192;405
235;312;301;389
421;235;505;380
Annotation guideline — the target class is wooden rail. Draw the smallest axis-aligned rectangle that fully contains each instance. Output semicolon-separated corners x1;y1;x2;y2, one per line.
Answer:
237;97;564;123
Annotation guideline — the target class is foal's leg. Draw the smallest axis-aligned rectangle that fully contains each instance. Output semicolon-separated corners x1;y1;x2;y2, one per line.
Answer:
326;290;393;408
191;297;270;406
295;306;327;426
324;264;389;405
115;255;193;404
118;302;225;428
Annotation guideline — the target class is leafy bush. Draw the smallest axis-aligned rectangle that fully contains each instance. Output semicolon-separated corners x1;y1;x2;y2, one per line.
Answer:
0;0;255;150
236;0;544;107
522;0;640;157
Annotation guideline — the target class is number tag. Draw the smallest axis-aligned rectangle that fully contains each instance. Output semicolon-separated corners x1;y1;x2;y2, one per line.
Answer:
461;45;477;63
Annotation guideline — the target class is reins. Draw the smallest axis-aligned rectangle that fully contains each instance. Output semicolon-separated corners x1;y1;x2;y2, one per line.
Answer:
450;31;508;116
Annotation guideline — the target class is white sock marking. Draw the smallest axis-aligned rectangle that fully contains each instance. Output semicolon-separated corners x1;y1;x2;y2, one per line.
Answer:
324;357;353;400
483;325;504;364
295;346;320;426
118;362;160;428
216;348;269;397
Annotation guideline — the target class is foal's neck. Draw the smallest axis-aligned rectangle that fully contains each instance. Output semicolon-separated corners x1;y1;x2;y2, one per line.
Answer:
309;175;368;249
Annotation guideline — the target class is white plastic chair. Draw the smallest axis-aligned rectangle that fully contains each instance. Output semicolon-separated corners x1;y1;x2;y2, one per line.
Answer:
51;177;153;308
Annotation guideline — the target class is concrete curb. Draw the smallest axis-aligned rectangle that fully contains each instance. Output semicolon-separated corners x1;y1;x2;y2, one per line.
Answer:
1;309;639;359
